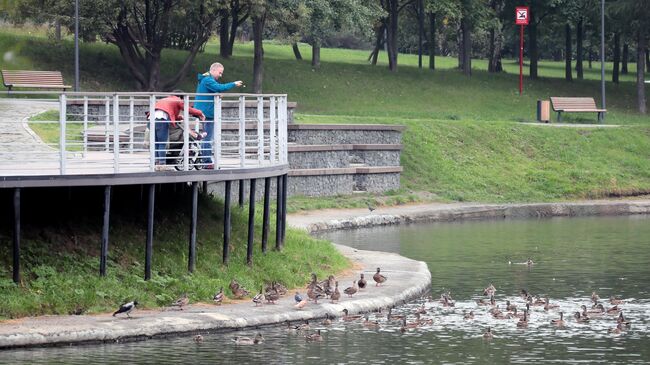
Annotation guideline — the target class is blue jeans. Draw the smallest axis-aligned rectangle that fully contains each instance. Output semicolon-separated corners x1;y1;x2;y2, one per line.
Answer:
200;119;214;164
154;118;169;164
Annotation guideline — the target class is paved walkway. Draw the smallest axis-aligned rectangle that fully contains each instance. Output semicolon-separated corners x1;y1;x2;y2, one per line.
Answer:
0;244;431;349
0;99;57;158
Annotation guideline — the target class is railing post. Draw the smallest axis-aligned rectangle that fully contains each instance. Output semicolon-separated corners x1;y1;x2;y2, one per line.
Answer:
279;96;287;164
149;95;156;171
269;96;276;163
104;97;110;152
82;96;88;156
257;96;264;164
59;93;66;175
129;97;134;153
113;94;120;173
183;95;190;171
239;95;246;167
214;95;222;169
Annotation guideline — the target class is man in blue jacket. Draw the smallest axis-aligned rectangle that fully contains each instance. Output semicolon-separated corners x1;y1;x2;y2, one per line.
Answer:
195;62;243;169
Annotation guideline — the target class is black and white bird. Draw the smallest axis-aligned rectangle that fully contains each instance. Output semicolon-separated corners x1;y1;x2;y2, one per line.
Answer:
366;202;376;212
113;300;138;317
213;287;224;305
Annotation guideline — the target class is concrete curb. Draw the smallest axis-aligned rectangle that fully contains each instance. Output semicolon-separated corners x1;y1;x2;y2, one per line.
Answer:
296;200;650;233
0;244;431;349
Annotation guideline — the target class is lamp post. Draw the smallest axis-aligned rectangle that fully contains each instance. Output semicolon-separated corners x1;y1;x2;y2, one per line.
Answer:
74;0;79;91
600;0;605;121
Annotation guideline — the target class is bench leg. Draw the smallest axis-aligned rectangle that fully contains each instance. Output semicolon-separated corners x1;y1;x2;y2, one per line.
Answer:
557;112;562;123
598;112;603;123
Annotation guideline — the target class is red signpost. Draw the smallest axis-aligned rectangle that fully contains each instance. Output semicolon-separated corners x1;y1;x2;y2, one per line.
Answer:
515;6;529;95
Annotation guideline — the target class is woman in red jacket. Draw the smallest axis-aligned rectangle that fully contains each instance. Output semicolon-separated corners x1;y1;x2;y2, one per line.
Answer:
153;90;205;170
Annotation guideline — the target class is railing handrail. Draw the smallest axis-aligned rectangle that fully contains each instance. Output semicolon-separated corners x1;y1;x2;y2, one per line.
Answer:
3;90;289;97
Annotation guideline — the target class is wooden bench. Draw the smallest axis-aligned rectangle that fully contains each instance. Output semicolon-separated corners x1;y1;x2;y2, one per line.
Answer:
1;70;71;92
550;97;606;123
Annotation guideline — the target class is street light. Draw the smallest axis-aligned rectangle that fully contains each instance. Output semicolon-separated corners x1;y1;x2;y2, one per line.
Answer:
74;0;79;91
600;0;605;121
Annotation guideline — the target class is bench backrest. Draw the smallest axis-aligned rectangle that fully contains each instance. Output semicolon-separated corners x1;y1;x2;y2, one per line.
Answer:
550;97;598;110
1;70;66;87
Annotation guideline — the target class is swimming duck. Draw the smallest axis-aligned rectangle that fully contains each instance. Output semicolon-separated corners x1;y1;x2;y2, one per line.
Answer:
609;296;624;305
526;258;534;266
442;294;455;307
171;293;189;310
363;313;381;328
341;308;363;321
373;267;387;286
343;280;358;297
483;327;493;340
330;281;341;303
591;291;600;303
608;323;626;335
511;307;527;320
193;334;203;343
213;287;224;305
322;314;333;326
387;307;405;322
305;329;323;342
574;311;590;323
506;300;517;312
489;305;502;316
358;273;367;290
483;283;496;296
516;310;528;328
463;311;475;320
253;286;264;306
233;333;264;345
532;296;546;306
543;297;559;311
551;312;565;327
606;305;620;315
588;303;605;315
400;317;418;332
415;312;433;326
415;304;427;315
520;289;529;300
617;312;631;328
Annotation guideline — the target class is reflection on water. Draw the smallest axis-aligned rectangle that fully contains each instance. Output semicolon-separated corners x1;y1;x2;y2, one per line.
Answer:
1;215;649;364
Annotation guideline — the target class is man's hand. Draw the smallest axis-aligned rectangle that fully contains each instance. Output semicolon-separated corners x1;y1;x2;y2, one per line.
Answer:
199;113;206;121
234;80;244;87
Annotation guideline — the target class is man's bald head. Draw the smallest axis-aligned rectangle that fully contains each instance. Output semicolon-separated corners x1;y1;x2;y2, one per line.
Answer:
209;63;224;79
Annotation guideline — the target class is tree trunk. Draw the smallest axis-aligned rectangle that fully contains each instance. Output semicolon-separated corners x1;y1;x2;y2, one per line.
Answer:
227;4;246;57
488;25;503;73
529;18;538;79
219;10;230;58
461;18;472;76
565;23;572;81
646;49;650;73
386;0;399;72
311;42;320;68
637;31;647;114
576;18;583;79
457;24;463;69
252;15;264;93
588;50;593;69
417;0;423;68
612;32;620;84
428;12;436;70
54;19;61;41
622;43;628;74
368;23;384;66
292;42;302;60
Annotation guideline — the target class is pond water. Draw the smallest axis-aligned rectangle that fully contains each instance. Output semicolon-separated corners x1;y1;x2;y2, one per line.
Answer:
1;215;649;364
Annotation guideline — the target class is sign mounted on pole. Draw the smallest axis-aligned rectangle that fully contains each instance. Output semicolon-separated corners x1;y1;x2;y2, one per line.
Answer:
515;6;529;95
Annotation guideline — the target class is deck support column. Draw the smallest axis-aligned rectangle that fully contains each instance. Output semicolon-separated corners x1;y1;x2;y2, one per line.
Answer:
100;185;111;277
282;174;288;243
238;179;245;208
145;184;155;280
188;182;198;273
202;181;208;195
12;188;20;284
275;175;283;250
223;180;232;265
247;179;256;266
261;177;271;254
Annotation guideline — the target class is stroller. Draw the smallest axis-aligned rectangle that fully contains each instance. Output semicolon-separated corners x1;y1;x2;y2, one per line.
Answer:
167;118;207;170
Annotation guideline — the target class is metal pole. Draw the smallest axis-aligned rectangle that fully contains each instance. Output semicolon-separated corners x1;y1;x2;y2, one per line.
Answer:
281;174;288;244
74;0;79;91
275;175;283;250
247;179;256;266
520;25;524;95
223;180;232;264
145;184;154;280
261;177;271;254
238;179;245;207
189;182;198;272
600;0;606;121
100;185;111;277
418;0;423;69
13;188;21;284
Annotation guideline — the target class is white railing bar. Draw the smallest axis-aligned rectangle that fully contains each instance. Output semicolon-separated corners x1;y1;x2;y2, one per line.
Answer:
269;96;276;163
215;95;222;169
183;96;190;171
104;97;110;152
59;94;67;174
129;97;134;153
149;95;156;171
257;96;264;163
113;94;120;173
83;96;88;156
239;95;245;168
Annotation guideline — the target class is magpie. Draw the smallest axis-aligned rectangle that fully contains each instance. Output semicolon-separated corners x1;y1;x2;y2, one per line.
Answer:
113;300;138;317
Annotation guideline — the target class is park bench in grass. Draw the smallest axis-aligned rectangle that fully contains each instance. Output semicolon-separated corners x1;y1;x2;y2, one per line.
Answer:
550;97;606;123
1;70;71;92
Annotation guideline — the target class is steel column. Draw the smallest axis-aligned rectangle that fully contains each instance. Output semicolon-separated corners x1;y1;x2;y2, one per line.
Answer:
100;185;111;277
12;188;20;284
238;179;245;207
145;184;154;280
275;175;283;250
223;180;232;264
261;177;271;254
189;182;198;273
247;179;256;265
281;174;288;243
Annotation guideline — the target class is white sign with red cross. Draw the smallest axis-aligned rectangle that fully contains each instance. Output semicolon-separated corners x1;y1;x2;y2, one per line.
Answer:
515;6;529;25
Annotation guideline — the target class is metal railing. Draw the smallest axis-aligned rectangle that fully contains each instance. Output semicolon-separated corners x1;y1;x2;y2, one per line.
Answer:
0;92;289;176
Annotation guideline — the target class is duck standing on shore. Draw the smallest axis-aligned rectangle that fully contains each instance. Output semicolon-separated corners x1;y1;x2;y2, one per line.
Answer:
344;280;358;297
171;293;189;310
253;286;264;306
373;267;387;286
358;273;367;289
113;300;138;318
330;281;341;303
213;287;224;305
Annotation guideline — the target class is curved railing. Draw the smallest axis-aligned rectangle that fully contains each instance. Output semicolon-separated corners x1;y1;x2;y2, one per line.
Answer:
0;92;288;176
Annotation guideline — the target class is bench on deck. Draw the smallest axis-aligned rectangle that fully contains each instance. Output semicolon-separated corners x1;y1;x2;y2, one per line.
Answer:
550;97;606;123
1;70;71;92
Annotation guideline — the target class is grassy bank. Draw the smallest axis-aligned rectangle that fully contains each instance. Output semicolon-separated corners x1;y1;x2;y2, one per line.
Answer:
0;187;349;319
